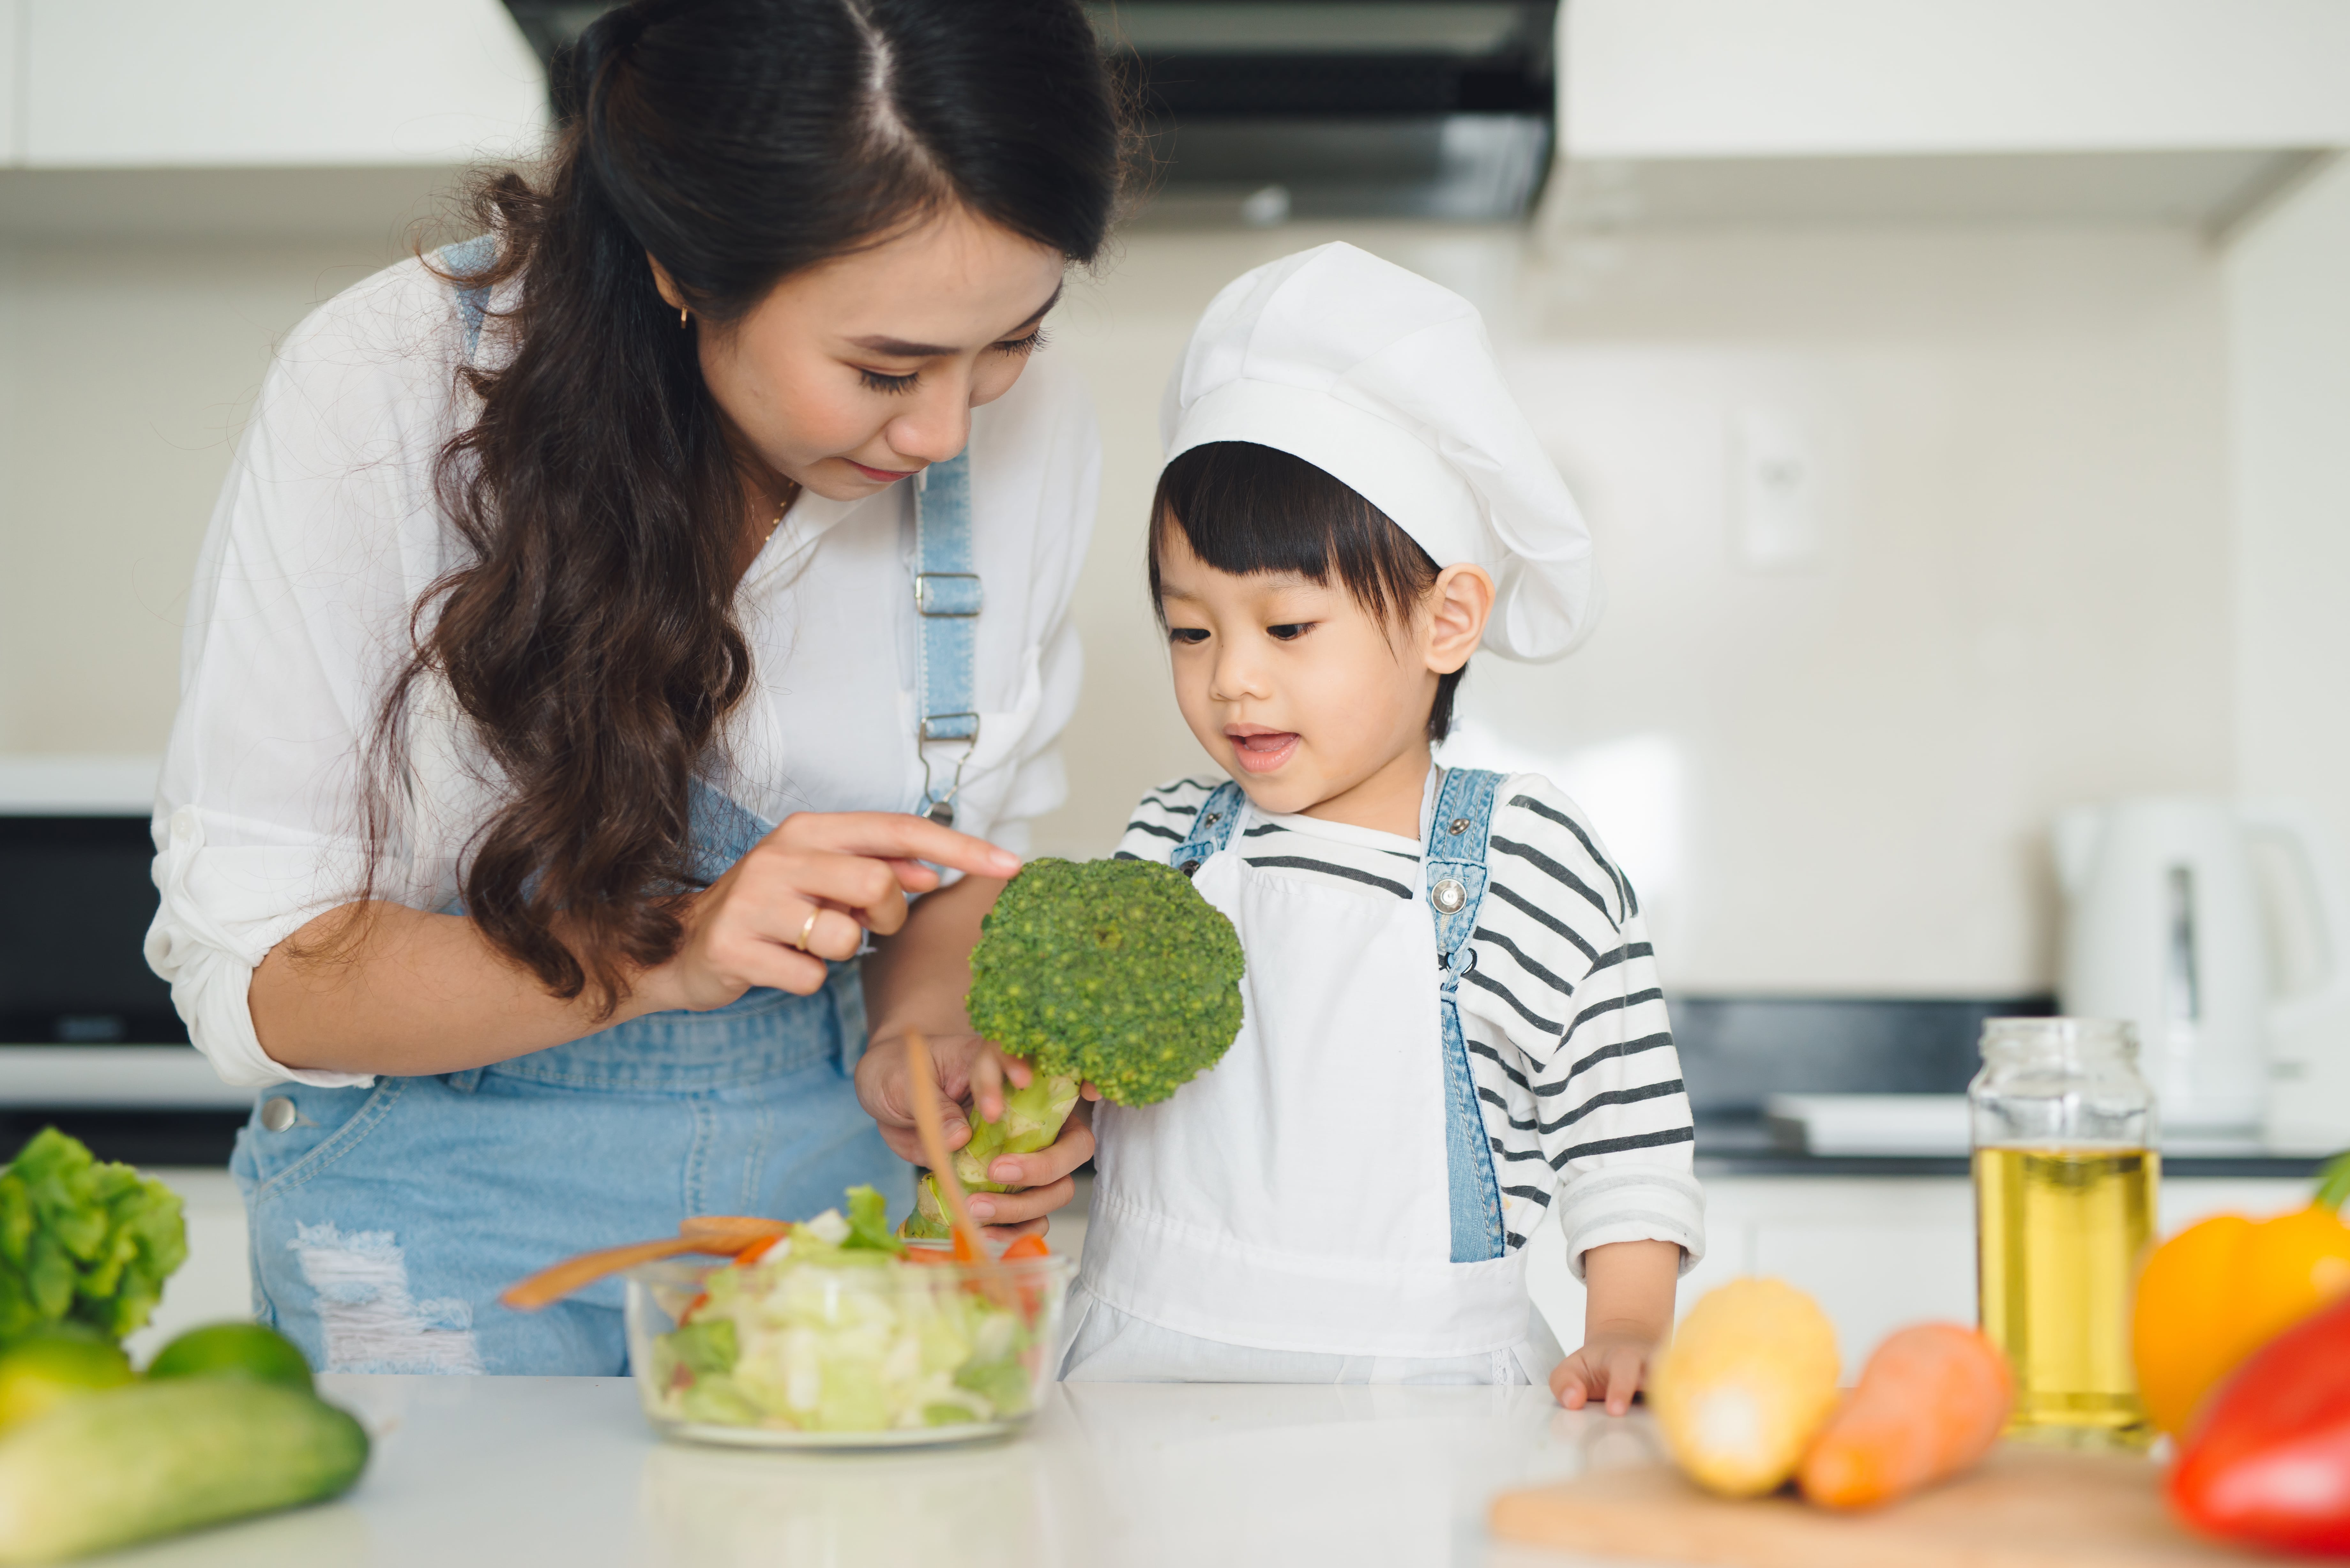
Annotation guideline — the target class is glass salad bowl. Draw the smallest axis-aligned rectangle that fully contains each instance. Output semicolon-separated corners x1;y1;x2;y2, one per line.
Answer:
625;1240;1076;1449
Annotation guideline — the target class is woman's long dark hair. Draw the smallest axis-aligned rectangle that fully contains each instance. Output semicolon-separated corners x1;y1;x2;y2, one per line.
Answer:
365;0;1122;1016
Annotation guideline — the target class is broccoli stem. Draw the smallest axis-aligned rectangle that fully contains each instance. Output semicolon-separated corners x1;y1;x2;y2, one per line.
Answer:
900;1073;1080;1240
953;1072;1081;1191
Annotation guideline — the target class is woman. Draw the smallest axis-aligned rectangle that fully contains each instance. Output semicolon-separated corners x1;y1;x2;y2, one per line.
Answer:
143;0;1120;1375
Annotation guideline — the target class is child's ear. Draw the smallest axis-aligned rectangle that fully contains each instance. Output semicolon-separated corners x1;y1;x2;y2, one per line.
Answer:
1424;565;1494;675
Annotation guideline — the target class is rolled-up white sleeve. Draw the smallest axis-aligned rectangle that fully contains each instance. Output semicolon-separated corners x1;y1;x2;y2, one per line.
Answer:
1553;1163;1708;1281
146;265;452;1090
146;808;370;1089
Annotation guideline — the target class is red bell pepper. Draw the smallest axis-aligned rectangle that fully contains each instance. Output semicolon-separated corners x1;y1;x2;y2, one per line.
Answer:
2171;1290;2350;1555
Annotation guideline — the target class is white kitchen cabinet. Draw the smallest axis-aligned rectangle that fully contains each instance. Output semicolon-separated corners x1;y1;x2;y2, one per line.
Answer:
1565;0;2350;161
20;0;545;170
1526;1173;2315;1380
0;2;20;168
1525;1177;1977;1378
1554;0;2350;228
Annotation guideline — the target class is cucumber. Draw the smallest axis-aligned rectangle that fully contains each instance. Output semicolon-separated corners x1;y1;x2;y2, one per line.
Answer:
0;1379;368;1564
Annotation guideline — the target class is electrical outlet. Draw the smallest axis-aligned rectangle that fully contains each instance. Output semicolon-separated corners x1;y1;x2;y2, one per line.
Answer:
1735;408;1821;569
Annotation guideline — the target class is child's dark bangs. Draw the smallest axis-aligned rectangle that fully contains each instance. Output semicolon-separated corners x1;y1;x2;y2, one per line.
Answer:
1149;441;1465;744
1149;442;1430;624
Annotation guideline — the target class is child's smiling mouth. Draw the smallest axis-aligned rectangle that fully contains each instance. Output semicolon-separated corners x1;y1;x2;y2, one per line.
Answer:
1226;725;1300;774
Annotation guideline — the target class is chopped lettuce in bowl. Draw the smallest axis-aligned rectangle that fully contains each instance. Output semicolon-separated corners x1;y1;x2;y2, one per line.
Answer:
625;1187;1073;1446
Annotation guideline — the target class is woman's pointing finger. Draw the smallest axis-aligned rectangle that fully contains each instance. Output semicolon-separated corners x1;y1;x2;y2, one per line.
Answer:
773;811;1022;882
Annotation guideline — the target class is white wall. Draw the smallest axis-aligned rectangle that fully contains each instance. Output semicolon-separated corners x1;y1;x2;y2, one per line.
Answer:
1033;221;2234;996
2221;155;2350;1122
2226;157;2350;862
0;212;2239;999
0;228;419;754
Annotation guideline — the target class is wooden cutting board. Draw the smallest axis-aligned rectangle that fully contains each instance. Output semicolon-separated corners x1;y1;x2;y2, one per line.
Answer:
1490;1447;2282;1568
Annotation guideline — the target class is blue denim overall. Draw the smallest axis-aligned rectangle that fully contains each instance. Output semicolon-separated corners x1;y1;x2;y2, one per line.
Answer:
229;240;989;1375
1167;765;1510;1262
231;786;911;1376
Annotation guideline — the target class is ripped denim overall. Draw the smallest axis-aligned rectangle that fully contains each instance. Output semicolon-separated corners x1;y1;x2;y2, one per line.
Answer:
230;786;911;1376
228;239;988;1376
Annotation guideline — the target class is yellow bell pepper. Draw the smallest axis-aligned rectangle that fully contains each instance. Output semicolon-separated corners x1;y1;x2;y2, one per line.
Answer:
2132;1152;2350;1437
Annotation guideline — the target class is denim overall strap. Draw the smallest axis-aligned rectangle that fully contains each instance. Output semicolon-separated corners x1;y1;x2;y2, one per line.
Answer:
913;454;981;825
438;235;497;362
1425;766;1508;1263
1167;780;1248;878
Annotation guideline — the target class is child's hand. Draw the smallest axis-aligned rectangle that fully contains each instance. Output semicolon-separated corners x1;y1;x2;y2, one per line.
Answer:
1550;1325;1656;1415
854;1031;1095;1240
1554;1238;1683;1414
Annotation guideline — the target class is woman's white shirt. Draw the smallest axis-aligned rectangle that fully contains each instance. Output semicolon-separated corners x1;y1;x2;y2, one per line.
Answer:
146;253;1099;1091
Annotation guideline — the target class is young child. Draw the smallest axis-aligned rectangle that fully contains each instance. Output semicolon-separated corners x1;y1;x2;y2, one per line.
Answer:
1060;244;1704;1406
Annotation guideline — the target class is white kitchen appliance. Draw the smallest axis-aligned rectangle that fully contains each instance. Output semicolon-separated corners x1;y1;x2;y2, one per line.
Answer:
1763;1092;1971;1156
2055;797;2350;1139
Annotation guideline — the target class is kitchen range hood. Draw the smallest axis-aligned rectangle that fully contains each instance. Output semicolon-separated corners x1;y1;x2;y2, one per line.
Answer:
501;1;1558;224
1092;2;1557;223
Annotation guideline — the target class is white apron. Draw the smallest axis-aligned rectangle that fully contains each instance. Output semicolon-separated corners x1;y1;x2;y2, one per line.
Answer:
1075;784;1531;1363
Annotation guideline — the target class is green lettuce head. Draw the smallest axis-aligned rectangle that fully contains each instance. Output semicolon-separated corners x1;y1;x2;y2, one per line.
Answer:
0;1128;187;1343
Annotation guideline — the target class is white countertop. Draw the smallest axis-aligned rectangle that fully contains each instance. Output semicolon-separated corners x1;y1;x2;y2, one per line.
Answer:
97;1375;1658;1568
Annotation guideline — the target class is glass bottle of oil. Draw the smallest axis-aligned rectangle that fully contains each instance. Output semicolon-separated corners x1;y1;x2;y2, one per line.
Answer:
1971;1017;2158;1450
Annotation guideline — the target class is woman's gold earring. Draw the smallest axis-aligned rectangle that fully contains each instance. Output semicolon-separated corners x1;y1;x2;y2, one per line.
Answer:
679;306;689;328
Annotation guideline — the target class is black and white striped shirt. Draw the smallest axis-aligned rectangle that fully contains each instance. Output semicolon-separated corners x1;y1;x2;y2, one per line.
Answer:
1116;771;1705;1274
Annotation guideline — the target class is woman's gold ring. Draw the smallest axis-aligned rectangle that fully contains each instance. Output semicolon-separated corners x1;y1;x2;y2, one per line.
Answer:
795;910;821;952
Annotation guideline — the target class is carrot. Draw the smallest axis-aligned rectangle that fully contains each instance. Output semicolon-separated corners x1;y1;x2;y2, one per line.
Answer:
1796;1323;2013;1511
1000;1233;1050;1261
736;1234;786;1265
501;1234;733;1311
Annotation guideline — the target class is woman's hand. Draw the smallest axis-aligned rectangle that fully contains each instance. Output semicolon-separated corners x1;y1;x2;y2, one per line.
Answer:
856;1030;1099;1241
638;812;1020;1014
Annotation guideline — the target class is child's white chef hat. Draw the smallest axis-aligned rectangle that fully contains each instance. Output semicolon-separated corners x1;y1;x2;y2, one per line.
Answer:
1160;241;1599;662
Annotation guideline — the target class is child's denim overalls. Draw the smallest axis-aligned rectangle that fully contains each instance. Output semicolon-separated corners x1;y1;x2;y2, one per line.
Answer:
228;239;984;1376
1069;766;1537;1380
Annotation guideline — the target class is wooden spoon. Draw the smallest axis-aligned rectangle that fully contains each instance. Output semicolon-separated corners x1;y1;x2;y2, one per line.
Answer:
903;1028;990;1264
500;1234;745;1312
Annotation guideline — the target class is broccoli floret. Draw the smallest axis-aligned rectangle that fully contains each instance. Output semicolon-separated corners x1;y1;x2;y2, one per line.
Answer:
902;857;1244;1238
968;858;1246;1103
